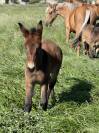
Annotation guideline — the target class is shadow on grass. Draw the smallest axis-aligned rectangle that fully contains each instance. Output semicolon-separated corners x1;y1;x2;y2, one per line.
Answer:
58;78;93;104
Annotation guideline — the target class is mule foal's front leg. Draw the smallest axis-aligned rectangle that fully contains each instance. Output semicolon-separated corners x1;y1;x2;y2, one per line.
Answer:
40;84;48;111
24;81;34;112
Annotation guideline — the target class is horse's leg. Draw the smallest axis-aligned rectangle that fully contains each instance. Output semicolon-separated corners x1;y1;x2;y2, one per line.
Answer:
66;26;70;43
83;42;89;55
40;83;48;111
24;75;34;112
76;43;81;56
65;19;70;43
75;30;81;56
89;46;96;58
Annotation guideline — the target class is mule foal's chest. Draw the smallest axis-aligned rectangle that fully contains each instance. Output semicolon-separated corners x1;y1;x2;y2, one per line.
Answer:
25;68;48;84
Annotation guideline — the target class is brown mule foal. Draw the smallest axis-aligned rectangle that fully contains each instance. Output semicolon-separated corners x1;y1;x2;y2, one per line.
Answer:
18;21;63;112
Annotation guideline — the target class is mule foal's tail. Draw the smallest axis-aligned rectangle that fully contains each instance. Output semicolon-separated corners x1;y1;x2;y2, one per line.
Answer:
73;9;91;46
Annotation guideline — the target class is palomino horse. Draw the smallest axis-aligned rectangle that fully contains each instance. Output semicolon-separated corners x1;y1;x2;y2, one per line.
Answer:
65;0;83;4
18;21;63;112
45;3;99;55
45;3;99;42
45;2;82;41
96;0;99;4
73;23;99;57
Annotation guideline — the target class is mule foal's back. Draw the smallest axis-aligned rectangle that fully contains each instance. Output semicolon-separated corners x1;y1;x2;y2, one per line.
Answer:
18;21;62;112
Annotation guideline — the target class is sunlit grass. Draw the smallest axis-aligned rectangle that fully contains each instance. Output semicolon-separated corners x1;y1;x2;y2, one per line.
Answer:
0;4;99;133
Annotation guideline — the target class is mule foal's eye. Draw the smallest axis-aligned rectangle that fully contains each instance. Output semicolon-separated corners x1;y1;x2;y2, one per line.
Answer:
25;46;30;53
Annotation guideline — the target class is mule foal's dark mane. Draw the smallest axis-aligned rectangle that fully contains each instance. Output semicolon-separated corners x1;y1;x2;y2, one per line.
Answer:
30;28;37;33
36;49;48;72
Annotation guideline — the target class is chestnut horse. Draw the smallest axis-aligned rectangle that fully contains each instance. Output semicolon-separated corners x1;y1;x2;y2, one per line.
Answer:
18;21;63;112
45;2;82;41
45;3;99;42
65;0;83;4
73;23;99;57
45;3;99;55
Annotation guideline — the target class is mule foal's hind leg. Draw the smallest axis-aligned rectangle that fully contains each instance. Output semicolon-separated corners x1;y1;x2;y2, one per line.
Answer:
40;84;48;111
48;80;56;98
47;71;59;105
48;79;57;106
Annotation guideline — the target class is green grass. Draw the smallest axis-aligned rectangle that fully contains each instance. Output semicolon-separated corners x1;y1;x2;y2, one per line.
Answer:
0;4;99;133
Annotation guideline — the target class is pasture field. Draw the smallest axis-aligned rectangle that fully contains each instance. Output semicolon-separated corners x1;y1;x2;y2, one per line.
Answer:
0;4;99;133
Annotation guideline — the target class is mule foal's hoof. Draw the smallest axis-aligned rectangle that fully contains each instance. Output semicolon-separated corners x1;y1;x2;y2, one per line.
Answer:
24;104;32;113
40;102;47;111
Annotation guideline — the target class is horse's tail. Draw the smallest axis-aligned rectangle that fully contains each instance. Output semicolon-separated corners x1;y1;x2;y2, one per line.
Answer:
79;9;91;34
73;9;91;46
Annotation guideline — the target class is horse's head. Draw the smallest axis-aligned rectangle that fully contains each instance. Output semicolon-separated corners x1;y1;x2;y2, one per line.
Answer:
18;21;43;70
44;2;80;26
45;3;58;26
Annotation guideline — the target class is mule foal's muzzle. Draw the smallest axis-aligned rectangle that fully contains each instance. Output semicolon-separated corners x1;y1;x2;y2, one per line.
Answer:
27;62;35;70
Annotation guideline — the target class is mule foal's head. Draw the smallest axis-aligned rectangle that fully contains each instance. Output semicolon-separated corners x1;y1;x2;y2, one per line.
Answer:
18;21;43;70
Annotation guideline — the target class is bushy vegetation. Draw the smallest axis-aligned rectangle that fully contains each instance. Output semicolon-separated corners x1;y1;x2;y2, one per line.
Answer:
0;4;99;133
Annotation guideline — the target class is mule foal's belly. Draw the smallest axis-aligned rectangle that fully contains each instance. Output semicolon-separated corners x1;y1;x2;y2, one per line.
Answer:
30;70;55;84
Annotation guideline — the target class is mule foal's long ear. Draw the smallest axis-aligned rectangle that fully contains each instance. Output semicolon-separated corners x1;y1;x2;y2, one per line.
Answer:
18;23;29;38
37;20;43;34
